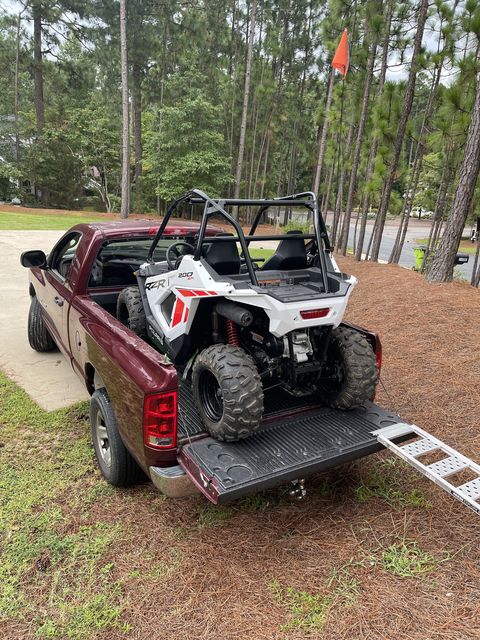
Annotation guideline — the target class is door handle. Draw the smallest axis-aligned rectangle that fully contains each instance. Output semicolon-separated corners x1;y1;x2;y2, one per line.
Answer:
54;295;64;307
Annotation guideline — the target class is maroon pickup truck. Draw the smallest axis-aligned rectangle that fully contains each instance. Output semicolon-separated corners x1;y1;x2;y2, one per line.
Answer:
21;220;400;504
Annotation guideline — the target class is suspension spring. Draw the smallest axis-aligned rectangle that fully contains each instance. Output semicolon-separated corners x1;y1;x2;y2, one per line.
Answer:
225;319;240;346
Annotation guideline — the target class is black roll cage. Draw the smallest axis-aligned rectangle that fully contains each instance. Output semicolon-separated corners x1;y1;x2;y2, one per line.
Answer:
147;188;332;292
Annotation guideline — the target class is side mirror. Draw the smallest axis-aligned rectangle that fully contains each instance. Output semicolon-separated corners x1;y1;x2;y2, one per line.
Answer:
20;250;48;269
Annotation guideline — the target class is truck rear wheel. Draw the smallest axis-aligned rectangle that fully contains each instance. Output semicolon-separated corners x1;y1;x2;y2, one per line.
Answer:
90;388;144;486
28;296;56;352
192;344;264;442
117;287;146;338
317;327;378;409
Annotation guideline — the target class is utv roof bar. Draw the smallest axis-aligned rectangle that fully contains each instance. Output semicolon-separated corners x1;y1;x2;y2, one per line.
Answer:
147;188;331;293
187;198;311;207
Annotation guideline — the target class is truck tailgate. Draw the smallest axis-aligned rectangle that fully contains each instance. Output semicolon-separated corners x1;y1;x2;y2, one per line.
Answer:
178;402;401;504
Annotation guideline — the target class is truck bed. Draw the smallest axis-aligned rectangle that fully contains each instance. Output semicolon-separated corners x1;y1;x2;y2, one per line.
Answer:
176;384;401;503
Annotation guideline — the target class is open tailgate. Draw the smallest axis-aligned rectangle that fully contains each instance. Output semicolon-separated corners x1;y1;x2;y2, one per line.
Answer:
178;402;401;504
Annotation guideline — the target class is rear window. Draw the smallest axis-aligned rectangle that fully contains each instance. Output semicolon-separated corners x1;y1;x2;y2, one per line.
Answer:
98;238;174;263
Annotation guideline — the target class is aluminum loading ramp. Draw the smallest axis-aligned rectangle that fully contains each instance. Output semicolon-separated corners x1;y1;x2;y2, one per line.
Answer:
374;423;480;516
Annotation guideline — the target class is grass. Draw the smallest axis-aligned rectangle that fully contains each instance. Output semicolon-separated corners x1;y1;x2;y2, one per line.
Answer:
355;459;431;510
0;210;104;230
196;503;234;526
245;247;275;261
0;372;127;638
271;564;360;632
379;541;440;578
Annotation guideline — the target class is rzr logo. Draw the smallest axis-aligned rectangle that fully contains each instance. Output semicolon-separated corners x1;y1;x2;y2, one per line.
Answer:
145;279;166;290
178;272;193;279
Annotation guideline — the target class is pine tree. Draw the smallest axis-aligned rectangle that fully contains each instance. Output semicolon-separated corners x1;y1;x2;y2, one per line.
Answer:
427;69;480;282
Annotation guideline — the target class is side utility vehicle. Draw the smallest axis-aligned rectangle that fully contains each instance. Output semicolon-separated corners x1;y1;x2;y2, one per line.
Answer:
19;194;480;513
117;190;378;442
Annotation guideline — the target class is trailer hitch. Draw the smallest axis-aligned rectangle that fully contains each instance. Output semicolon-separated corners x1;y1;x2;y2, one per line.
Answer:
289;478;307;500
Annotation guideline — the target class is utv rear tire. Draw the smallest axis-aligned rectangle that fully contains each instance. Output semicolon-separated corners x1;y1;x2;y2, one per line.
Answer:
318;327;378;410
28;296;56;352
117;287;146;338
90;388;144;486
192;344;264;442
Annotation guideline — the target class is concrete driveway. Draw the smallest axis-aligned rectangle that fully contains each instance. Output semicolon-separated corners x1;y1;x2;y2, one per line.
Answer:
0;231;88;410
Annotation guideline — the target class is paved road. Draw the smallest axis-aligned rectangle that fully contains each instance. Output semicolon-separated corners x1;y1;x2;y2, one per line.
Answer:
341;218;474;280
0;231;87;410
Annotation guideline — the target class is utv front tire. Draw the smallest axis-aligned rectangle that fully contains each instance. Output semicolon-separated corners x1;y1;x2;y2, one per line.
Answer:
192;344;264;442
318;327;378;409
28;296;56;352
117;287;146;338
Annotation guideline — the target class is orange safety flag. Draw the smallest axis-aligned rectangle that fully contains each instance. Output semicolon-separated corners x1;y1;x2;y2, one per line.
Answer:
332;29;349;79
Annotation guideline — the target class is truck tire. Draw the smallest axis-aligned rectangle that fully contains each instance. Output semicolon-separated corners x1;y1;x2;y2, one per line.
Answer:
117;287;146;338
318;326;378;410
192;344;264;442
90;388;144;486
28;296;56;352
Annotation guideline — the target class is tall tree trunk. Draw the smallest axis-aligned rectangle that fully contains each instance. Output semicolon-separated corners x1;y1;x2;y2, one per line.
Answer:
369;0;429;262
322;162;335;223
338;38;378;255
15;11;22;163
421;162;449;273
132;63;142;212
390;36;445;264
32;2;44;134
389;148;422;264
427;70;480;282
259;131;270;198
332;121;355;246
233;0;257;212
471;244;480;287
312;67;334;197
120;0;130;219
354;0;393;260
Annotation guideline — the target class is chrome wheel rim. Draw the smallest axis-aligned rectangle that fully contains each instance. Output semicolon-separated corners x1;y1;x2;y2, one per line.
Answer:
94;410;111;467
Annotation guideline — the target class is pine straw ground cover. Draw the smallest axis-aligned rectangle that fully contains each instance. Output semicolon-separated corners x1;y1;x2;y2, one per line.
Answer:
1;256;479;640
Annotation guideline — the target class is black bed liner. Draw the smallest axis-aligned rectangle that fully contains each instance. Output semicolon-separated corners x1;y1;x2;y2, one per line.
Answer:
177;385;401;503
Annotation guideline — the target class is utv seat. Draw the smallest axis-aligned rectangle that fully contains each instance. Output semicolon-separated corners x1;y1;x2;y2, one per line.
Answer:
203;233;241;275
261;230;307;271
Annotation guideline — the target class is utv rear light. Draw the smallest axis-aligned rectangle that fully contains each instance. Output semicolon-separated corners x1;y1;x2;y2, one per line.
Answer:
143;391;177;449
300;308;330;320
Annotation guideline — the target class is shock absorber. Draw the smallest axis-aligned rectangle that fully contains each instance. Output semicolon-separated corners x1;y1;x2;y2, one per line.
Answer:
225;319;240;346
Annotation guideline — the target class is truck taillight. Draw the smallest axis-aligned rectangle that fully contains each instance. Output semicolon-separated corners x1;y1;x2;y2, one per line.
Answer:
300;308;330;320
143;391;177;449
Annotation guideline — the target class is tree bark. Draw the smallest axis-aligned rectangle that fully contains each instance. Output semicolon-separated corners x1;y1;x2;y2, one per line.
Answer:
32;2;44;134
14;11;22;163
332;121;355;246
427;70;480;282
132;63;142;211
354;0;393;260
233;0;257;212
369;0;429;261
390;43;445;264
312;67;335;197
471;243;480;287
120;0;130;219
338;39;378;255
